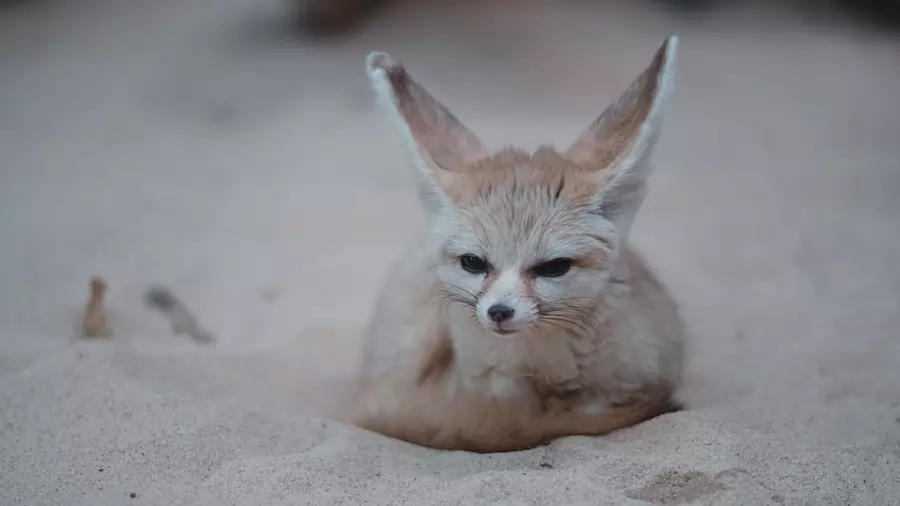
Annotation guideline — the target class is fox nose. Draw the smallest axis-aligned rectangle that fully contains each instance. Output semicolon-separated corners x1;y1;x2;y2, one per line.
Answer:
487;304;515;323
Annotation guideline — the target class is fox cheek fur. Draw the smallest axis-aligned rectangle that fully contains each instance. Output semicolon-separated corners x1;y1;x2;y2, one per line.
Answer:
435;243;620;336
432;204;623;336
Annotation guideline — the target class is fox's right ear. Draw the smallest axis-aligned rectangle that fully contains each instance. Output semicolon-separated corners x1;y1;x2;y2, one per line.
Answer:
366;52;487;214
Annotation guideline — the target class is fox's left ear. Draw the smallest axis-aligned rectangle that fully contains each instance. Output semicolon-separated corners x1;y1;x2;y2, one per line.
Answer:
366;52;488;215
566;36;678;235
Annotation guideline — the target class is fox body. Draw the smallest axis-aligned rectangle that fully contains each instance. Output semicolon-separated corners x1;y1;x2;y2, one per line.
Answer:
352;37;685;452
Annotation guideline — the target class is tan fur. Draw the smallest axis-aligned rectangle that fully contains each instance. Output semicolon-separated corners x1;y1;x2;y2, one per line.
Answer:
81;276;111;338
354;37;684;452
566;41;667;172
355;361;680;453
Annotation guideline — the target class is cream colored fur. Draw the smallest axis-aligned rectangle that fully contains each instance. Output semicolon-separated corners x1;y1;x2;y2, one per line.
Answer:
351;37;685;453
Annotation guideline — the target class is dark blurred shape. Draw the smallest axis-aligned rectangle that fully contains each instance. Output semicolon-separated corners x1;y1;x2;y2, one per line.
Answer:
145;286;177;312
0;0;31;9
294;0;388;36
288;0;900;37
650;0;713;11
841;0;900;26
145;286;216;345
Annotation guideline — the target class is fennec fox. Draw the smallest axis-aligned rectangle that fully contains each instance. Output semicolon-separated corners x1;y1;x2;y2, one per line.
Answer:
352;37;685;452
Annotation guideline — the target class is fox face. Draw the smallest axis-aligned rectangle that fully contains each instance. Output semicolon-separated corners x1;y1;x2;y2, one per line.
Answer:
367;38;677;338
431;148;621;337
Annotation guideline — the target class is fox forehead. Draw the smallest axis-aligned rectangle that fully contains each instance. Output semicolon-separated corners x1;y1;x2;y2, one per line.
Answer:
450;146;612;199
439;147;618;268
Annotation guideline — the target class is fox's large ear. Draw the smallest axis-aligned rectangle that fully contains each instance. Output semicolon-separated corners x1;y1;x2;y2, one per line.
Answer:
366;52;487;213
566;36;678;236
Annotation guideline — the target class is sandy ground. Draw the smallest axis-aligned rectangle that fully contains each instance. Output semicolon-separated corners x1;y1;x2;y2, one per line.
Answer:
2;0;899;504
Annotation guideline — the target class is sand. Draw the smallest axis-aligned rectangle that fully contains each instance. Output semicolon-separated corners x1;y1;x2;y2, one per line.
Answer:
1;1;899;504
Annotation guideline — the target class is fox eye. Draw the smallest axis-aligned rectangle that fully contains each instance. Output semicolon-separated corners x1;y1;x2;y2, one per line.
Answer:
532;258;573;278
459;254;489;274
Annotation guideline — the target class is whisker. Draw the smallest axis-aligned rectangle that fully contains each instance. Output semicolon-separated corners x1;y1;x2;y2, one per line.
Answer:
536;295;601;337
437;283;479;313
540;315;593;336
446;282;480;299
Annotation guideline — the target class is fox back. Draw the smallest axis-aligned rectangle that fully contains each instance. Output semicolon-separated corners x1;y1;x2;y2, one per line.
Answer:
353;37;686;452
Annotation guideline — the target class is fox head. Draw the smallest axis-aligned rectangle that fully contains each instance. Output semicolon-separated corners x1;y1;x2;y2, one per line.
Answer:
366;37;677;338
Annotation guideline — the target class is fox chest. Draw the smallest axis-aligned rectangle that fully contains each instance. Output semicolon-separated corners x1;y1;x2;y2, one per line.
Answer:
452;335;653;416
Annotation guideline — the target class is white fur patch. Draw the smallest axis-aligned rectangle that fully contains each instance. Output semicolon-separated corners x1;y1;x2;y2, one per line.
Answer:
478;269;537;331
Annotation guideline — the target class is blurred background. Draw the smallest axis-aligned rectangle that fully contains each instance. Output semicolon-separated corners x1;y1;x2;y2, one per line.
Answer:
1;0;899;417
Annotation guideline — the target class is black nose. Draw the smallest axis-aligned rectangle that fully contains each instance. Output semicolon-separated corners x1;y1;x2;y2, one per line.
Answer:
487;304;515;323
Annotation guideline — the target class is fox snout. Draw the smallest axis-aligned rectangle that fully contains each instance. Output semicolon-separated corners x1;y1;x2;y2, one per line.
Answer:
486;304;514;323
477;270;538;336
